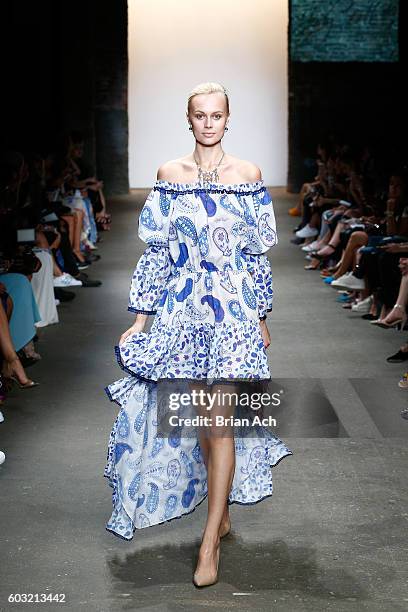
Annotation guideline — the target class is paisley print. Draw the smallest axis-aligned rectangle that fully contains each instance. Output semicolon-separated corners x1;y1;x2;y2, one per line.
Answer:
104;180;292;540
213;227;232;256
198;225;210;256
117;410;130;438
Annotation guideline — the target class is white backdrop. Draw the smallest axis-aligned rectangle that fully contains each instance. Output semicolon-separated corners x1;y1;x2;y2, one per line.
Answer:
128;0;288;188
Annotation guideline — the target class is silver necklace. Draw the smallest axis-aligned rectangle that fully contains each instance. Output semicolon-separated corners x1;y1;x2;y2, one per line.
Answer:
194;151;225;188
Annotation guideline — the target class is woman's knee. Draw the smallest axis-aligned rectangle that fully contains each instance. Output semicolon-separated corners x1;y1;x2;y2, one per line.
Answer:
349;230;368;245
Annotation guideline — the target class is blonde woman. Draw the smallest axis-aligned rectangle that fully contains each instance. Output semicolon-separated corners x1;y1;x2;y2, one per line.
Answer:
104;82;292;587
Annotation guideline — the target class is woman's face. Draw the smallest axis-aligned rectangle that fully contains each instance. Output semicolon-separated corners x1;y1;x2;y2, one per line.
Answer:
187;92;229;145
389;175;404;199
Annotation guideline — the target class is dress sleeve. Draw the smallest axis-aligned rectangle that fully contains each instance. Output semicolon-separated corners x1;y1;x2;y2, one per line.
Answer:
241;185;277;318
242;252;274;318
128;187;174;315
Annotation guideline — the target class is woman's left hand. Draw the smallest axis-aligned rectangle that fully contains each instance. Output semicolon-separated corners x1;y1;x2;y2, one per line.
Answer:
259;319;270;348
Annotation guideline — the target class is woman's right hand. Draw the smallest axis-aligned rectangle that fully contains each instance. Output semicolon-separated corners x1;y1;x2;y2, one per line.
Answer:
119;316;148;345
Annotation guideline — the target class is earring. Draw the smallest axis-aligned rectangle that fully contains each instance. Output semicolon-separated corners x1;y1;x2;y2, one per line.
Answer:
225;125;229;131
188;125;193;131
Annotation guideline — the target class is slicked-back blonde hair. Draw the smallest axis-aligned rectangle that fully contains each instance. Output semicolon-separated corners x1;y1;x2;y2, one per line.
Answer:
187;82;230;115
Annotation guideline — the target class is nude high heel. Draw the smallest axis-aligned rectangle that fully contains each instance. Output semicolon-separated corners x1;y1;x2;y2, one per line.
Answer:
193;541;220;588
2;356;39;389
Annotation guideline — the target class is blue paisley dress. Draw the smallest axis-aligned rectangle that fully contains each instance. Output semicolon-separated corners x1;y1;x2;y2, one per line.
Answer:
103;179;292;540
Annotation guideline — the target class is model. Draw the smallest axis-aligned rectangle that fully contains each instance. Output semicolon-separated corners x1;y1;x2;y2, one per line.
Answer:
104;81;292;587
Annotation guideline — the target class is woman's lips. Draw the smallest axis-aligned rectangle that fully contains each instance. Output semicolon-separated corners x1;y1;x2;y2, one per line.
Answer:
203;133;215;136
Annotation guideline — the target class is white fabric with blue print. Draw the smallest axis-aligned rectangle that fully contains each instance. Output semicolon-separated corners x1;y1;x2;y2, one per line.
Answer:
103;180;292;540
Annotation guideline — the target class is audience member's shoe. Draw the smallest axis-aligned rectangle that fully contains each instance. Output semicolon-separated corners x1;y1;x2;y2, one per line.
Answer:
387;349;408;363
84;238;98;250
288;207;301;216
75;272;91;282
302;240;321;252
79;254;94;266
351;295;373;313
401;408;408;420
290;237;305;245
362;313;378;321
336;294;353;303
80;277;102;287
81;278;102;287
331;273;364;290
295;224;318;239
323;276;335;284
54;288;76;302
398;373;408;389
73;255;90;270
316;243;337;257
16;350;37;368
53;273;82;287
86;253;101;262
0;450;5;465
55;299;60;307
2;354;39;385
22;340;41;361
0;411;4;423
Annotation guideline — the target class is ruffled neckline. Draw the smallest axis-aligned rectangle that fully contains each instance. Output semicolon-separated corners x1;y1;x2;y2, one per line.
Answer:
154;179;264;193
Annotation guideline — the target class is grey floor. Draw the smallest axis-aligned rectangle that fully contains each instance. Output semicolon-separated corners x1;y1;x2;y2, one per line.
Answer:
1;188;407;612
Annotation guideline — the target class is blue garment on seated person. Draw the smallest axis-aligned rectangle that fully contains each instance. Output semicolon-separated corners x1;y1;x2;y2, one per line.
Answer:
0;273;41;351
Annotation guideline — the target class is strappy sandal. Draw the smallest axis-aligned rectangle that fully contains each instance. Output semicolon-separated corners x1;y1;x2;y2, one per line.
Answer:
304;257;322;270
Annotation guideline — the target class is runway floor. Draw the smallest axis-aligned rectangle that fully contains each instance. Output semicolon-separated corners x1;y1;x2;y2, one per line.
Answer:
1;188;407;612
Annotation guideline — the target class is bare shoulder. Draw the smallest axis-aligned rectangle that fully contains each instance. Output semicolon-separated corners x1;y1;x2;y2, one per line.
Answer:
156;159;186;181
227;155;262;182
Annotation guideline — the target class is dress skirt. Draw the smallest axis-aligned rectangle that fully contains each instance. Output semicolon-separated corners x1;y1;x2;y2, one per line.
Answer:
104;370;292;541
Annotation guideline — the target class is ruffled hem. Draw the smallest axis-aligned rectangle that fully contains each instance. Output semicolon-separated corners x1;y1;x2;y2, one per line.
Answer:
113;320;271;382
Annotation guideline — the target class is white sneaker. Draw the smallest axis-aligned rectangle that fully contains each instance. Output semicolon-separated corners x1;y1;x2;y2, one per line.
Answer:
301;240;320;252
351;295;373;313
0;411;4;423
0;450;5;465
296;225;319;239
55;299;60;306
330;272;353;288
53;273;82;287
332;273;365;291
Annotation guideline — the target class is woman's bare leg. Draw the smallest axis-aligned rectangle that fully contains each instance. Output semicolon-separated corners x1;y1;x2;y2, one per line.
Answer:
72;209;85;256
189;382;236;585
332;231;369;279
189;382;231;537
379;274;408;324
60;214;75;246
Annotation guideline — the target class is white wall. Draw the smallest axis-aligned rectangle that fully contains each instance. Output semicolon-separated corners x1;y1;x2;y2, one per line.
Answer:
128;0;288;188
